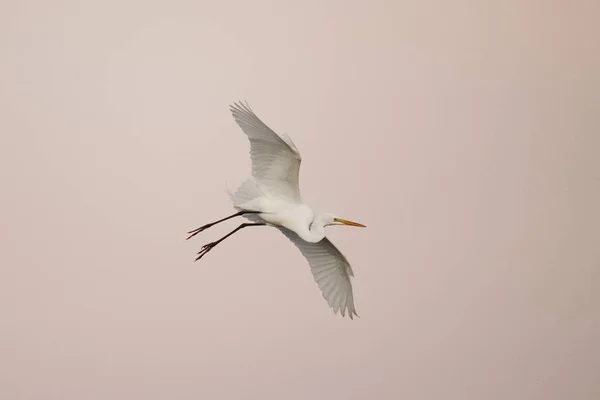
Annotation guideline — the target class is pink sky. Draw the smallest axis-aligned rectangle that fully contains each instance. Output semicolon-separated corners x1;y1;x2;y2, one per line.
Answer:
1;1;598;399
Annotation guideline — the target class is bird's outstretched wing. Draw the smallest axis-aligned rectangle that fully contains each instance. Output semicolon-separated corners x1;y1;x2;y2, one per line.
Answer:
278;227;358;319
230;102;302;203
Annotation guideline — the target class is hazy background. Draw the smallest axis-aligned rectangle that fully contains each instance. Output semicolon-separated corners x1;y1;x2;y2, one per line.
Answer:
1;1;598;399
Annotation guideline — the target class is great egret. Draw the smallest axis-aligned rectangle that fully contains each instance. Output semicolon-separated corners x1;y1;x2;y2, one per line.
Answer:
187;102;366;319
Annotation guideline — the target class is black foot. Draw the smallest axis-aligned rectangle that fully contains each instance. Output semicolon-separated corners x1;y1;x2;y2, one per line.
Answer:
186;223;213;240
195;242;218;261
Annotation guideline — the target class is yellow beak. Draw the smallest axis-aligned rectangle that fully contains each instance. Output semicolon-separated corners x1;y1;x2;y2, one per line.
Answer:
334;218;366;227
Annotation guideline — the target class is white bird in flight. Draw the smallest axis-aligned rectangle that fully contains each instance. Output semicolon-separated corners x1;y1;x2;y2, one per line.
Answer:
187;102;366;319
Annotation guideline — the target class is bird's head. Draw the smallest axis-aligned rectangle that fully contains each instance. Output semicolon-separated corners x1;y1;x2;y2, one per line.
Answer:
322;213;367;228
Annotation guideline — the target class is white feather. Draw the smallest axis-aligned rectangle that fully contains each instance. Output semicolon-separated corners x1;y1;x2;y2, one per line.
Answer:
230;102;302;203
278;227;359;319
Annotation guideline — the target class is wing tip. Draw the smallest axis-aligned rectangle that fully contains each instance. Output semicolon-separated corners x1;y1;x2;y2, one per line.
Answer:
230;100;253;115
332;305;359;320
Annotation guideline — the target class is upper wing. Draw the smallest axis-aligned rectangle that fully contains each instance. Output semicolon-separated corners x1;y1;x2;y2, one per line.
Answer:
230;102;302;203
278;227;359;319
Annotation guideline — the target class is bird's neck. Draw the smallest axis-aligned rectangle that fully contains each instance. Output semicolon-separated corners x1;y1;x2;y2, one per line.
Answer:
297;214;327;243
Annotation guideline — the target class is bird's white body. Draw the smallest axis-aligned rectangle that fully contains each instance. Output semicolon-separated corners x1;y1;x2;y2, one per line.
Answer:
230;183;325;243
189;102;365;319
257;202;317;241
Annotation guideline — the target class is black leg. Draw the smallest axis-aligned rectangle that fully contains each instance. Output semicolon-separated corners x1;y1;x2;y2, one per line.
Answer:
195;222;266;261
186;210;260;240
